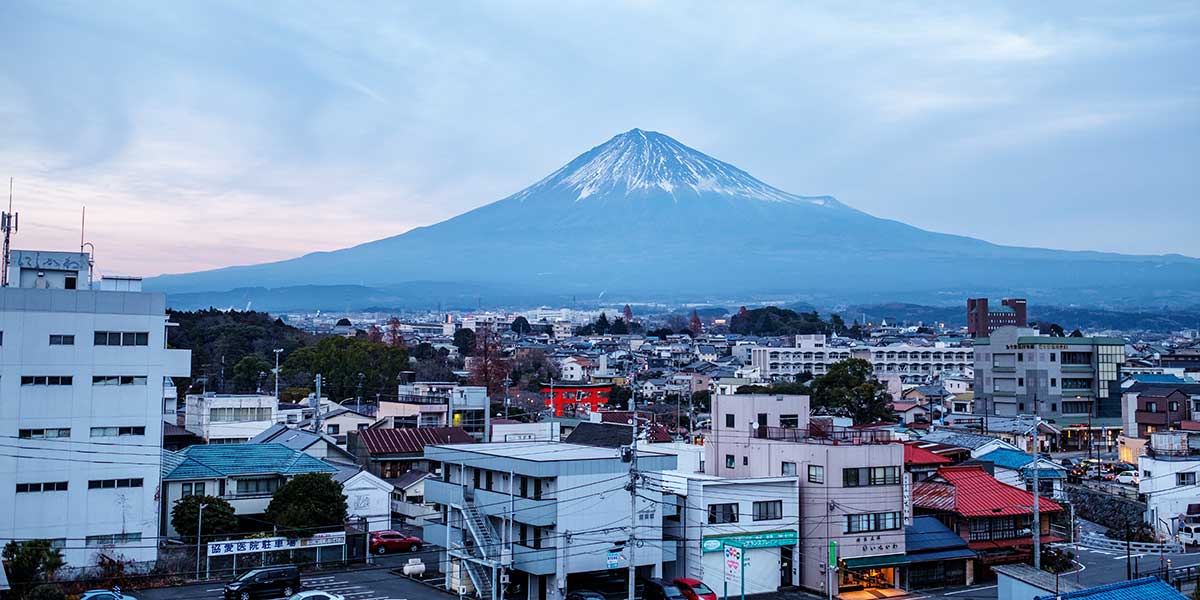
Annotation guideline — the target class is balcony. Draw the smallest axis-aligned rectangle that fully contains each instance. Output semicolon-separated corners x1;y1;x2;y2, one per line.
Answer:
1061;365;1095;372
758;426;892;445
511;544;555;575
425;479;557;527
1136;411;1169;426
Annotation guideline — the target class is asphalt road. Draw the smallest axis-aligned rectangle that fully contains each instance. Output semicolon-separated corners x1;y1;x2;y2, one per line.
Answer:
137;548;451;600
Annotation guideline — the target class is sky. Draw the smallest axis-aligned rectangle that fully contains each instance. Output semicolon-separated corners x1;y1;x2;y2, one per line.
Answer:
2;1;1198;277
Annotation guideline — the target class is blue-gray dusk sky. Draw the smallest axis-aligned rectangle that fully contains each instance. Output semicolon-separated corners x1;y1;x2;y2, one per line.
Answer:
2;1;1197;277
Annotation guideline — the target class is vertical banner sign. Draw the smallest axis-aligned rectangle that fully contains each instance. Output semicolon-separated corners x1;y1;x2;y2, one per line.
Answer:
902;473;913;525
724;545;742;583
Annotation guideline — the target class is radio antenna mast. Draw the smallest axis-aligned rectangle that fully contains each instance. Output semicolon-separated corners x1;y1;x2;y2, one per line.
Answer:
1;178;17;287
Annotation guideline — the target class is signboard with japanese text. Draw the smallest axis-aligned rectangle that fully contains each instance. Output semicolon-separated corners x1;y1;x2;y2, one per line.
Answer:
208;532;345;557
702;530;797;553
724;545;742;583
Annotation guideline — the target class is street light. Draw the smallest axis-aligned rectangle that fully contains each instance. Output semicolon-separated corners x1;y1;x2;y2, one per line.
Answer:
272;348;283;400
196;502;208;579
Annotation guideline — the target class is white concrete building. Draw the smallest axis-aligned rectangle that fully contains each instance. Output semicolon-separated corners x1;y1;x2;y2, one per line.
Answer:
184;393;277;443
1;250;191;566
749;335;973;383
1139;431;1200;536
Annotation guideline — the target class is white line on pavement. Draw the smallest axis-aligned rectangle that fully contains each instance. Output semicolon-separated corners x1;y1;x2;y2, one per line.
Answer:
946;586;996;595
1113;554;1145;560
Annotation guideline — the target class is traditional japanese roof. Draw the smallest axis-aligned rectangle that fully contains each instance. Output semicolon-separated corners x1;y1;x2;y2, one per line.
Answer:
913;465;1063;517
1034;577;1185;600
906;515;974;559
901;441;953;466
162;443;337;480
387;469;432;490
355;427;475;456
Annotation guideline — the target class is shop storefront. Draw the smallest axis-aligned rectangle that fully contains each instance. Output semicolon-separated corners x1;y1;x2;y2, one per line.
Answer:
701;530;798;595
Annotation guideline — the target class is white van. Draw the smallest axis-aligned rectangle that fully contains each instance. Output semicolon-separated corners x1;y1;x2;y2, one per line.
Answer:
1179;523;1200;546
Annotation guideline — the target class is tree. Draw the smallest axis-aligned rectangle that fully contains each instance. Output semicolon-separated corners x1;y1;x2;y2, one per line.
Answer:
366;325;383;343
610;317;630;335
647;327;674;340
606;386;632;410
691;390;712;412
1069;328;1084;337
689;310;703;336
281;336;409;402
231;355;271;393
2;540;64;599
509;350;560;392
26;585;66;600
413;342;437;360
453;328;477;356
830;314;848;335
623;304;634;323
511;316;532;335
729;306;831;336
595;313;611;335
171;495;238;542
167;309;314;394
266;474;348;538
469;327;511;397
811;358;894;424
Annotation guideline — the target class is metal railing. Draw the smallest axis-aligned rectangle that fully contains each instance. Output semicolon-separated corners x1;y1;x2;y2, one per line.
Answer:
757;426;893;444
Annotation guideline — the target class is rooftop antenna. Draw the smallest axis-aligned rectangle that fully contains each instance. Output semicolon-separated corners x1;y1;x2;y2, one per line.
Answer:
1;178;17;287
80;206;95;287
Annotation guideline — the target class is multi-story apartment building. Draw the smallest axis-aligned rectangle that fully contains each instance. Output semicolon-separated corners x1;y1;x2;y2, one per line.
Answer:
386;382;490;440
972;326;1123;419
1138;431;1200;537
705;394;906;595
966;298;1027;337
423;441;677;600
0;250;191;566
749;335;972;384
183;393;277;443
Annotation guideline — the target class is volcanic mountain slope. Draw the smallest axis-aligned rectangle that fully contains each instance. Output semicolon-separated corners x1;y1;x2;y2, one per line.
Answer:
147;129;1199;303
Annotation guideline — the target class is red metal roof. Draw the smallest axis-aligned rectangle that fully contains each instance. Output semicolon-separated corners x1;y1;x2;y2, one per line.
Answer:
913;465;1063;517
357;427;475;455
901;441;953;466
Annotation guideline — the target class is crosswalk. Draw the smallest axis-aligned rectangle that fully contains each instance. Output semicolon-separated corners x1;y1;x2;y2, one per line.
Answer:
204;574;407;600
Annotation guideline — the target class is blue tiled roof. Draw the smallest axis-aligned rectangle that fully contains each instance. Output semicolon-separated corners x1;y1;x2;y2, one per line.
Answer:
163;443;337;480
906;515;971;552
978;448;1066;475
1035;577;1185;600
1022;467;1066;479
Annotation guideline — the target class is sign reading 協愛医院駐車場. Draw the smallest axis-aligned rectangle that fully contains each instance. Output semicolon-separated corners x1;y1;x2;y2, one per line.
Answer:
208;532;346;556
703;530;797;552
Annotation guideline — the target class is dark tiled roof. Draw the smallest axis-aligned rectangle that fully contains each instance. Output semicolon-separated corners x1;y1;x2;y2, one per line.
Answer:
906;515;970;552
388;469;431;490
565;422;635;448
357;427;475;455
163;421;197;437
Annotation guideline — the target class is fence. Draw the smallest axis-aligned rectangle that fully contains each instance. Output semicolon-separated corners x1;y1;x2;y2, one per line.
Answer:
1079;532;1183;555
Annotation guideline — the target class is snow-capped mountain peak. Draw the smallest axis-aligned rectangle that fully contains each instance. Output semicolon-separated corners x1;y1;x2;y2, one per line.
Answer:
512;128;837;207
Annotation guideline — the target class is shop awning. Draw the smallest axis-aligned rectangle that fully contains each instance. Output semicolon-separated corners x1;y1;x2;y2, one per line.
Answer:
842;554;909;569
906;548;977;563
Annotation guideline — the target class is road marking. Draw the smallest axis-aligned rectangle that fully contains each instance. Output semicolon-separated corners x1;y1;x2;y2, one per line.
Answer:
945;586;996;595
1114;554;1145;560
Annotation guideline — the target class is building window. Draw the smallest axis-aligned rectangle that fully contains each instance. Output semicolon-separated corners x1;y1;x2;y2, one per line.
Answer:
1050;354;1056;362
780;414;800;428
92;375;148;386
742;456;748;466
1018;378;1024;386
49;334;75;345
20;376;73;386
1170;401;1180;412
725;455;735;469
327;424;340;435
1147;402;1158;412
753;500;783;521
210;407;273;422
90;426;146;437
1177;473;1197;486
843;466;900;487
1017;353;1023;362
18;428;70;439
87;478;144;489
808;465;825;484
707;503;739;524
845;511;901;533
1051;378;1057;387
86;533;142;547
782;462;797;476
237;478;281;495
93;331;149;346
16;481;68;493
725;414;735;428
1018;403;1025;411
181;482;207;497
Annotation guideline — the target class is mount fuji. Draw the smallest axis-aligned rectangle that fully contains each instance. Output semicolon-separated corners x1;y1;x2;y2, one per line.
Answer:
148;129;1200;307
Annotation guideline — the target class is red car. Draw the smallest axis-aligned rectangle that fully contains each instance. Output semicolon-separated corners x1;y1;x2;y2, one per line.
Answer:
674;578;717;600
369;530;423;554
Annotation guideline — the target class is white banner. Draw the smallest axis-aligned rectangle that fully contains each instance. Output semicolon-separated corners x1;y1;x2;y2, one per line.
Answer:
724;545;742;583
208;532;346;557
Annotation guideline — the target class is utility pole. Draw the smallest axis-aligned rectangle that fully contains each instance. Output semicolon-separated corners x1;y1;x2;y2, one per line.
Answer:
272;348;283;400
196;503;208;579
627;369;640;600
2;178;17;287
1033;416;1041;570
313;374;323;433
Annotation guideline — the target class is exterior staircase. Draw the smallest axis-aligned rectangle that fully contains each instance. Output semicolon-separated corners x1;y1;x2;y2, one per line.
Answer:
455;489;501;599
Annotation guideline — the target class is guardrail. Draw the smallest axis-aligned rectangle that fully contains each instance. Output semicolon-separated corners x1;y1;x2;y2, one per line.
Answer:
1079;532;1183;554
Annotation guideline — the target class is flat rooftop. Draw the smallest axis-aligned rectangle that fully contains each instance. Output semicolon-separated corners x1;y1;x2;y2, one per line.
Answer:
433;441;671;462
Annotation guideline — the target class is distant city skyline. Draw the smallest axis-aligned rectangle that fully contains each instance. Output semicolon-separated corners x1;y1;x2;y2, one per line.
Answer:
2;1;1197;277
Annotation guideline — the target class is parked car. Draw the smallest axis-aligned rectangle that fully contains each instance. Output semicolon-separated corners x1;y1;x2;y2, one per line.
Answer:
369;530;423;554
1180;523;1200;547
1115;470;1140;485
81;591;136;600
223;565;302;600
288;593;344;600
673;578;718;600
566;592;608;600
642;578;687;600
